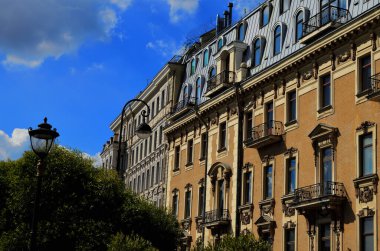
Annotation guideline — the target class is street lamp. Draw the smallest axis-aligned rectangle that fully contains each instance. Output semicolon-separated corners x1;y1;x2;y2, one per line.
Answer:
28;117;59;251
116;98;152;179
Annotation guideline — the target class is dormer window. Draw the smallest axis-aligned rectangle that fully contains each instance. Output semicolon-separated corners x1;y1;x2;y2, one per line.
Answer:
238;22;247;41
203;49;209;67
274;25;282;55
209;67;216;78
261;5;270;27
196;77;203;105
191;58;197;75
218;38;224;51
253;38;265;67
295;11;304;42
280;0;291;14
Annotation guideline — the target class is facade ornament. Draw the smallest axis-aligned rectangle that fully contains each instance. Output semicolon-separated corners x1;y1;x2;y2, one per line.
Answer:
297;72;301;88
239;204;254;225
198;178;205;186
262;155;274;166
181;218;192;231
259;199;275;215
351;43;357;61
223;168;232;188
282;79;286;95
211;118;217;125
284;147;298;157
273;84;277;99
195;217;204;233
226;107;230;120
185;183;192;191
302;71;313;81
283;220;296;229
242;162;253;171
282;201;295;217
331;53;336;71
313;62;318;79
356;121;375;132
337;51;350;64
253;94;257;109
357;207;375;217
359;186;374;203
370;32;377;51
230;107;237;115
261;89;264;105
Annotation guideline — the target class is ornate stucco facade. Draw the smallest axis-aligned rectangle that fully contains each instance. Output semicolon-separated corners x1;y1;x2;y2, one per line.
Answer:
164;1;380;250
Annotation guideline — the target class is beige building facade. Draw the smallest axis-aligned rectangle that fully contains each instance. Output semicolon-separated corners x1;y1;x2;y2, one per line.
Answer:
165;1;380;250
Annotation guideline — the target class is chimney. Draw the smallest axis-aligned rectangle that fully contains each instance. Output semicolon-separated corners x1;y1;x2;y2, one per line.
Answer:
228;2;233;26
224;10;229;27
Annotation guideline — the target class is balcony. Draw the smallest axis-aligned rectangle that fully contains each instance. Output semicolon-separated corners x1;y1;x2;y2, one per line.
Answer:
203;209;230;229
300;6;351;44
170;97;196;119
367;73;380;101
291;182;347;212
204;70;235;97
244;120;284;148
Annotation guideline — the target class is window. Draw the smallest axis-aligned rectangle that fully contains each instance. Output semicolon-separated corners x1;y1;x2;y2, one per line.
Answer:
183;86;188;103
209;67;216;79
360;55;372;92
261;6;270;26
200;133;207;160
172;193;178;217
280;0;291;14
285;228;295;251
149;135;152;153
287;90;297;122
203;50;209;67
146;170;150;189
253;39;263;67
156;97;160;114
219;122;227;150
135;147;139;163
159;126;163;145
218;180;225;211
131;150;134;166
191;58;196;75
286;157;296;194
243;171;252;204
133;178;136;192
218;38;224;50
245;111;253;140
238;23;246;41
319;224;331;251
142;173;145;192
198;186;204;216
187;139;193;164
196;77;203;105
184;190;191;218
266;101;274;131
156;162;160;184
264;165;273;199
360;216;374;251
295;11;303;42
137;175;141;193
274;25;282;55
320;74;331;108
321;148;333;184
151;102;155;119
144;139;148;157
360;133;373;176
140;143;143;160
154;131;157;150
174;145;180;170
151;166;155;186
161;90;165;108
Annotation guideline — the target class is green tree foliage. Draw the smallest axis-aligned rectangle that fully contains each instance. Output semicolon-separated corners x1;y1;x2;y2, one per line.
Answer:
193;234;271;251
0;146;180;251
108;232;157;251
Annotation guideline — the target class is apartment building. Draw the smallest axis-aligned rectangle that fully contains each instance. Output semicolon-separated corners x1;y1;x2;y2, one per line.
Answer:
101;59;184;205
165;0;380;250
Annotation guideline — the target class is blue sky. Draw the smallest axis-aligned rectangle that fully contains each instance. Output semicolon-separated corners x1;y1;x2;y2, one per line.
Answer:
0;0;259;163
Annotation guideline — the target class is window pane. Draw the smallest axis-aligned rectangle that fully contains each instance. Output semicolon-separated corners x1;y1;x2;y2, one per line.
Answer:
274;26;281;55
322;148;332;183
203;50;209;67
239;24;245;41
265;165;273;198
244;172;252;203
287;158;296;193
254;39;261;66
262;6;269;26
361;217;374;251
296;12;303;41
218;39;223;50
361;55;371;91
285;228;295;251
321;75;331;107
361;134;373;176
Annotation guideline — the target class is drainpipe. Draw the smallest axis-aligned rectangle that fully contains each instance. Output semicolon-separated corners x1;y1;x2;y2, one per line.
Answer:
234;82;243;237
189;106;209;246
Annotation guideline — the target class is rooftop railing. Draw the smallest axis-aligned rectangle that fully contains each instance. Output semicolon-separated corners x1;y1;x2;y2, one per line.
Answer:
171;97;196;115
206;70;235;94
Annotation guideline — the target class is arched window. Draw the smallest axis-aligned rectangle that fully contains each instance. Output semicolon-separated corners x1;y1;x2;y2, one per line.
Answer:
238;23;246;41
218;38;224;50
261;6;270;26
196;77;203;104
295;11;303;42
274;25;281;55
253;39;263;67
203;50;209;67
188;85;193;99
191;58;196;75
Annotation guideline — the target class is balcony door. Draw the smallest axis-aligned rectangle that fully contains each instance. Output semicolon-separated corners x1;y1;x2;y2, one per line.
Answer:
218;180;225;212
321;148;333;194
266;102;274;136
321;0;347;25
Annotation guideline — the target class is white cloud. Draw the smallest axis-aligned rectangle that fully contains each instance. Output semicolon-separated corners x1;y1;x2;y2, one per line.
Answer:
146;39;181;57
0;129;30;160
167;0;199;23
0;0;130;69
82;152;103;168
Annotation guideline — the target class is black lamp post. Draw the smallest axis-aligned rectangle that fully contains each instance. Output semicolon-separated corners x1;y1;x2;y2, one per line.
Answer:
28;117;59;251
116;98;152;179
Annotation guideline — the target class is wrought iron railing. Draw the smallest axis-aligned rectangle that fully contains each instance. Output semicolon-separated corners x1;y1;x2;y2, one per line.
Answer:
206;70;235;93
204;209;230;224
294;182;346;203
303;6;351;37
171;97;196;114
370;73;380;93
248;120;284;142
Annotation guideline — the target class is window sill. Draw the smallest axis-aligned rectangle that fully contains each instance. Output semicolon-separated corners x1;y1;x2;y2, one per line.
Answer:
317;105;332;114
356;88;371;98
173;168;180;176
199;156;206;162
185;162;193;167
285;120;297;127
217;147;227;153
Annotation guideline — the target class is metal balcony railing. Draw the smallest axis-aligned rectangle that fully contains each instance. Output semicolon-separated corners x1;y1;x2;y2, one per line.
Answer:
171;97;196;115
249;120;284;142
204;209;230;225
303;6;351;37
293;181;346;204
370;73;380;93
206;70;235;93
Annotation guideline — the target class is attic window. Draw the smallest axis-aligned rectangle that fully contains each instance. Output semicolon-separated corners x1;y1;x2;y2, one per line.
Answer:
218;38;224;50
